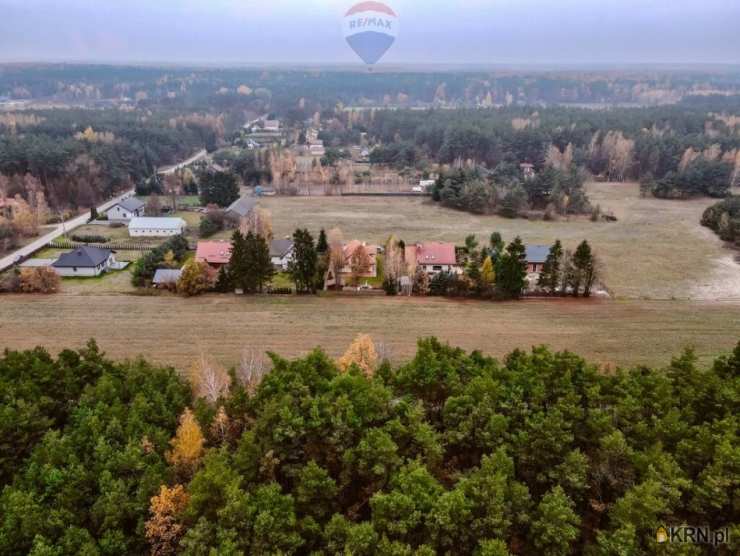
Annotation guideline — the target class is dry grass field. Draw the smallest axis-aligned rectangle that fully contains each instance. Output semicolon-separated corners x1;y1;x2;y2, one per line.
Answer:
261;182;739;300
0;294;738;370
1;182;738;371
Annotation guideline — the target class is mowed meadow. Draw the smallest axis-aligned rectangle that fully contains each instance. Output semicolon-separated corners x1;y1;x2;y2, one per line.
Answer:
1;294;738;370
1;182;738;370
262;182;740;300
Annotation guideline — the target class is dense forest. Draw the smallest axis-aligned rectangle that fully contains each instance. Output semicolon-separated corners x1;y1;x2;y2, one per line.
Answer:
2;64;740;112
352;102;740;199
1;339;737;555
1;65;739;217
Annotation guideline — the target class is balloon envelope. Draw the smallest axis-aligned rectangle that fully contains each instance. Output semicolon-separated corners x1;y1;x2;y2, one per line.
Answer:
343;1;398;65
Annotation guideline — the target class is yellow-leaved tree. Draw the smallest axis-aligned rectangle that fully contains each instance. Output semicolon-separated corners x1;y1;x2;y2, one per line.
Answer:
337;334;378;378
481;256;495;286
145;484;190;556
166;408;204;475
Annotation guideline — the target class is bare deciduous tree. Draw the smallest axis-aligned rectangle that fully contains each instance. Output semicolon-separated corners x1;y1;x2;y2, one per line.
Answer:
237;347;269;397
187;353;230;403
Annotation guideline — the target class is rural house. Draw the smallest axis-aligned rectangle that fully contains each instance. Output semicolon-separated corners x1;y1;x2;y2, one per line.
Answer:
405;242;461;275
525;245;549;276
105;197;145;222
128;217;187;237
51;246;118;277
225;196;257;220
269;239;294;270
325;240;379;288
195;240;233;269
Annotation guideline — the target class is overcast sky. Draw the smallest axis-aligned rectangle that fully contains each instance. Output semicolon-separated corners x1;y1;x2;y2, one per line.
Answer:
1;0;739;66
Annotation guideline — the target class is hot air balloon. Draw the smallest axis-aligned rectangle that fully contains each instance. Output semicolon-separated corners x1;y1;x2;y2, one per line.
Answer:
342;2;398;66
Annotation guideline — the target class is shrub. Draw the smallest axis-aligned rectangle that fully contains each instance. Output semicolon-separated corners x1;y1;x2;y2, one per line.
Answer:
177;260;211;297
701;196;740;243
71;234;108;244
382;276;398;295
199;210;227;238
267;287;293;295
19;267;60;293
0;270;21;293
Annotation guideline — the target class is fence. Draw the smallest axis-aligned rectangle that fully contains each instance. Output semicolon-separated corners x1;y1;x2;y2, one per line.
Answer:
47;240;157;251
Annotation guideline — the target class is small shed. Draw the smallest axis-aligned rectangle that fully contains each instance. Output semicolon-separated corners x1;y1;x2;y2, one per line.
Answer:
525;245;550;274
153;268;182;288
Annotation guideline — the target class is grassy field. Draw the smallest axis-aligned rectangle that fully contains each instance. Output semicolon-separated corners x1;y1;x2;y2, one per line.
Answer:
261;182;737;300
70;223;132;241
1;183;737;371
0;294;737;370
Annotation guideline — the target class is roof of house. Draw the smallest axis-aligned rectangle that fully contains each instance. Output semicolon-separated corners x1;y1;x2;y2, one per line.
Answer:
525;245;550;264
408;242;457;266
226;196;258;217
110;197;145;213
153;269;182;284
195;240;233;265
52;246;112;268
343;240;379;262
269;239;294;258
128;217;187;230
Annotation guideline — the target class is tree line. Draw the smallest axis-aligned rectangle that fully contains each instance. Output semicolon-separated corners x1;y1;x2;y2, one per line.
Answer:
0;337;737;555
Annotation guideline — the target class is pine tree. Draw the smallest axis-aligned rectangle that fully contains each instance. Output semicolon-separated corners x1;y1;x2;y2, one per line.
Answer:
466;254;483;297
316;228;329;254
289;228;318;294
572;240;596;298
228;230;249;292
538;240;563;295
249;232;274;293
496;237;528;299
215;265;231;293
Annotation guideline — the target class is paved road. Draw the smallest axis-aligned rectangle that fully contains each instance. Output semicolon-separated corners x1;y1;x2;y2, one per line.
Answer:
0;189;135;273
156;149;208;176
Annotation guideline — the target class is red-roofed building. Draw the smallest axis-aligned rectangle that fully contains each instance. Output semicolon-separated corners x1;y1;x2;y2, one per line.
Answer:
195;240;232;268
325;240;380;288
405;242;461;275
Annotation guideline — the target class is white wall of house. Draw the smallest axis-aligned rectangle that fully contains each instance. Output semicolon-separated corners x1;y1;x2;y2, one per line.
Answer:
420;264;462;275
54;255;115;277
271;251;294;271
129;226;184;237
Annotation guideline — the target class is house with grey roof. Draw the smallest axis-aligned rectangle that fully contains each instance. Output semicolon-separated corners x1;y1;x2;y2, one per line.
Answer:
105;197;145;222
269;239;294;270
152;268;182;289
128;217;187;237
52;246;118;277
525;245;550;275
225;196;258;219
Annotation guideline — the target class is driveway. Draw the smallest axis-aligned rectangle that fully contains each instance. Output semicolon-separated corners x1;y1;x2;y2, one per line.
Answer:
0;189;135;273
